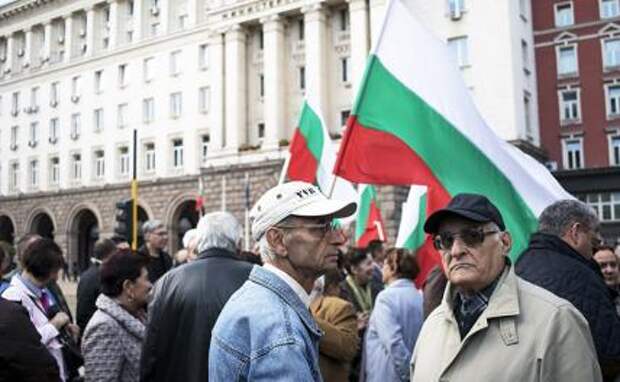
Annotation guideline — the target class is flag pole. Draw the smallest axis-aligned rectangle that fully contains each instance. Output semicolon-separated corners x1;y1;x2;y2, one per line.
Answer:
278;151;291;185
131;129;138;251
221;175;226;211
374;220;385;242
244;172;250;251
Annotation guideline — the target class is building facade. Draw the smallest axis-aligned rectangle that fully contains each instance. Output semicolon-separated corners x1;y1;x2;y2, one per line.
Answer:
533;0;620;243
0;0;541;268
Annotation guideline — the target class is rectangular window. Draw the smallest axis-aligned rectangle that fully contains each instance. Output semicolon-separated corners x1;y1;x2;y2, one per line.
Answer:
145;143;156;172
524;95;532;135
29;122;38;146
118;64;128;87
258;122;265;139
604;39;620;68
30;160;38;188
519;0;528;19
118;103;128;129
94;69;104;93
170;92;182;118
611;136;620;165
9;162;19;192
448;36;469;67
30;87;39;109
607;85;620;117
94;150;105;179
172;139;184;169
144;57;155;82
119;147;130;176
557;45;577;76
199;44;208;69
259;74;265;97
10;126;18;149
601;0;620;18
71;113;81;139
298;19;304;40
170;50;181;76
72;76;81;98
448;0;465;15
560;90;580;122
582;192;620;221
50;157;60;186
340;110;351;128
259;31;264;50
339;8;349;31
341;57;349;83
555;3;574;27
299;66;306;90
143;98;155;123
72;154;82;180
199;87;210;113
11;92;19;115
94;108;104;131
50;82;59;107
521;40;529;71
49;118;59;143
201;135;209;163
563;139;584;169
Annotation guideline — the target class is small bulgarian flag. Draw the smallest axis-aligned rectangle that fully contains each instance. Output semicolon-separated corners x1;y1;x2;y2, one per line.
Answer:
196;176;205;214
334;0;572;280
355;184;386;247
286;97;358;221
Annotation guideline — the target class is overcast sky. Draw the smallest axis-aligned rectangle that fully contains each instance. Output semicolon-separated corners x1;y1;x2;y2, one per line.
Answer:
0;0;16;7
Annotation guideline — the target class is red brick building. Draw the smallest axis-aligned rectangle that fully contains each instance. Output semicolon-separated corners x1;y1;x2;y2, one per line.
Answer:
533;0;620;242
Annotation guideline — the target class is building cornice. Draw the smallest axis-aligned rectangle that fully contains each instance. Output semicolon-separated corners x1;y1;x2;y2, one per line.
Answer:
0;0;54;21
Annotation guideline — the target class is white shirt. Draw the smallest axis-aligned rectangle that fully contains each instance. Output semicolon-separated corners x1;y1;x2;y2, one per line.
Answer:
262;263;311;308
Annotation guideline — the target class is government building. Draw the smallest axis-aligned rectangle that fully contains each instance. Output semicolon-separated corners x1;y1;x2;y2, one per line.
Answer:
0;0;541;269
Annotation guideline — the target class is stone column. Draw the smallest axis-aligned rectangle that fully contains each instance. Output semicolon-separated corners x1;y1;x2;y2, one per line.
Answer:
348;0;369;93
5;34;14;74
159;0;169;35
368;0;386;45
133;0;143;41
108;0;119;48
208;32;225;153
43;22;52;65
224;25;247;153
187;0;198;26
261;15;285;150
24;27;32;69
64;14;74;62
85;6;95;56
303;3;328;115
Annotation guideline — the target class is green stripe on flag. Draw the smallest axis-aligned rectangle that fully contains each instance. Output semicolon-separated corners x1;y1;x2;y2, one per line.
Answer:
298;102;325;162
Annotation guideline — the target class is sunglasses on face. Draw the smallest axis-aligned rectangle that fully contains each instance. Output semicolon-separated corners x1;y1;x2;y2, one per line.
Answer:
433;227;500;251
275;220;339;235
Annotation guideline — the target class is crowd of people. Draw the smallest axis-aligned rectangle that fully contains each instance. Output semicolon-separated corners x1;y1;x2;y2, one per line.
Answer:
1;180;620;381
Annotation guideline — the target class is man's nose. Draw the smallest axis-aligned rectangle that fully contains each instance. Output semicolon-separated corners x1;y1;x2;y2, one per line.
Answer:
450;236;468;259
330;228;348;244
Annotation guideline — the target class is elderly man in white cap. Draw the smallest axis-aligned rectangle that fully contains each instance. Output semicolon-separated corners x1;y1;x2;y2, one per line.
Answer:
209;181;356;381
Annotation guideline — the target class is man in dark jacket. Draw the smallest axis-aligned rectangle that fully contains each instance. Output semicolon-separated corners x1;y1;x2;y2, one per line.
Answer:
0;297;60;382
516;199;620;379
76;238;118;334
137;220;173;283
140;211;253;382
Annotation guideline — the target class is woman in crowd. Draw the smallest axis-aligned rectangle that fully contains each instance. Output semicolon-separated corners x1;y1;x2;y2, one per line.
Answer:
363;248;424;382
1;237;75;381
82;250;152;382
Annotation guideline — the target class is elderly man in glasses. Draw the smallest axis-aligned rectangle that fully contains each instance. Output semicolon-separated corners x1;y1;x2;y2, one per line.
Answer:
209;181;356;381
410;193;601;382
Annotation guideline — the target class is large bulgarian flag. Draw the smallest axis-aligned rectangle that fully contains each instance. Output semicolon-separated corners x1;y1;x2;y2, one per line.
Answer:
355;184;387;247
287;97;358;220
334;0;572;278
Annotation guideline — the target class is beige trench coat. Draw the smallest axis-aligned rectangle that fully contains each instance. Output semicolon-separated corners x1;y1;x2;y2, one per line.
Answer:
410;264;602;382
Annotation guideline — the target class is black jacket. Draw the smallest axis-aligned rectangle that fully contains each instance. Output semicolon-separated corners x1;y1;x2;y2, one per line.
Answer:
76;264;100;335
139;248;253;382
0;298;60;382
137;245;173;284
516;232;620;378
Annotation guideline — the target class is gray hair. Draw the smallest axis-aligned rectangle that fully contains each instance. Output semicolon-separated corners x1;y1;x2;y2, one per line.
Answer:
257;215;297;263
195;212;242;254
142;220;164;235
538;200;599;237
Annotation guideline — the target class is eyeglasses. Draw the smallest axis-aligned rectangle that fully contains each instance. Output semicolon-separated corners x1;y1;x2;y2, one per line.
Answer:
433;227;500;251
275;221;339;235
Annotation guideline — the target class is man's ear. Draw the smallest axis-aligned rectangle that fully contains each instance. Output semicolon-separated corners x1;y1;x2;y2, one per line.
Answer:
563;222;581;247
500;231;512;254
266;228;287;258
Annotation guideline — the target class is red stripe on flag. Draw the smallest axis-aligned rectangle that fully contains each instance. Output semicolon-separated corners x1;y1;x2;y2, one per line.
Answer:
287;129;320;183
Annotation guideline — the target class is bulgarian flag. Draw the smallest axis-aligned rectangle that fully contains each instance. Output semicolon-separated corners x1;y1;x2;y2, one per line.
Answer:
334;0;572;273
355;184;387;247
287;97;358;220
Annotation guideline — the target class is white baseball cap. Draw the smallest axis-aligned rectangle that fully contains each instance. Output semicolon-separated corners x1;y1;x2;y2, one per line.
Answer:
250;181;357;241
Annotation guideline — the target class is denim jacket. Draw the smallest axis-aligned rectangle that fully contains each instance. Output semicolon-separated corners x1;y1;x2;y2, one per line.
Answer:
209;265;323;381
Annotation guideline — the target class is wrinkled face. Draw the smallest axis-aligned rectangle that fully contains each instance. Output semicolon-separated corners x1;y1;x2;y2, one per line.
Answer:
594;249;619;288
436;217;511;295
279;216;347;279
147;227;168;250
127;267;153;308
352;254;375;286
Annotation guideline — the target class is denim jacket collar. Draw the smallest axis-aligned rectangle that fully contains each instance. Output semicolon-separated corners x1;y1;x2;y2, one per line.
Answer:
249;266;322;338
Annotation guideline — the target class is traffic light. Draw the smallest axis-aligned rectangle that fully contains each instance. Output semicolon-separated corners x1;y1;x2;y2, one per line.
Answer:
114;199;134;244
